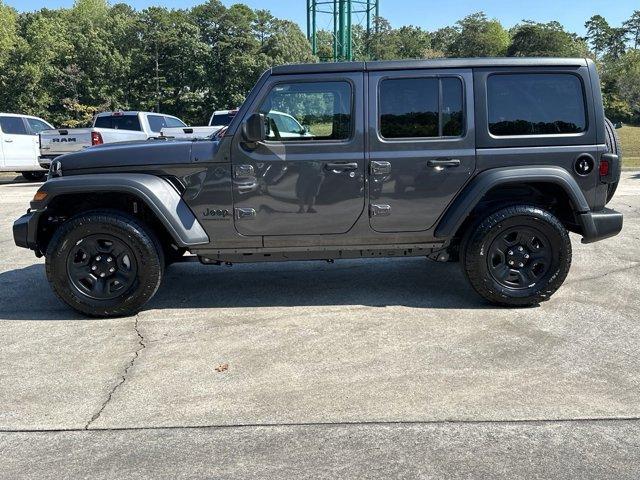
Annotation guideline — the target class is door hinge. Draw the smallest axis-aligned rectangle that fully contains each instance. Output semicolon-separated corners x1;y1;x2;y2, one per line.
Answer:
370;160;391;175
370;204;391;217
235;207;256;220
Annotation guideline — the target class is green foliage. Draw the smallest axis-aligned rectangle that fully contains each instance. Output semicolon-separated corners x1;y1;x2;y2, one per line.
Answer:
449;12;510;57
0;0;314;126
0;3;639;127
508;21;588;57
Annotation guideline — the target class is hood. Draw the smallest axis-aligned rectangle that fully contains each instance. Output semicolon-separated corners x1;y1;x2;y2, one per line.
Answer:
57;138;199;172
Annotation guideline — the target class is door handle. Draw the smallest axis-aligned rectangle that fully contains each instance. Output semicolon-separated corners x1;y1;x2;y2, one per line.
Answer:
4;139;13;143
427;158;460;168
325;162;359;172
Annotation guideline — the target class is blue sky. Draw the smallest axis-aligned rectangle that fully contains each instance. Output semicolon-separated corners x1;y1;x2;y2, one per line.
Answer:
6;0;638;35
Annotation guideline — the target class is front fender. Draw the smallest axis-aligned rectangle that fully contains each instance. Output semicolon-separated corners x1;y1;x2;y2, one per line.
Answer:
434;166;590;239
31;174;209;247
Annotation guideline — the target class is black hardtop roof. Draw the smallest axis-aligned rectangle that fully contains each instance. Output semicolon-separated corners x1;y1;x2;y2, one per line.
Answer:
271;57;590;75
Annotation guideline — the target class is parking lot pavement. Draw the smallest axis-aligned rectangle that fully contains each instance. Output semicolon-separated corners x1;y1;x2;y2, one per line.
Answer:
1;171;639;478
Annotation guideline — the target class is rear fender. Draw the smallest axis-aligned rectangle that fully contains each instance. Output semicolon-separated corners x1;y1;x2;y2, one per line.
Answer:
434;166;590;239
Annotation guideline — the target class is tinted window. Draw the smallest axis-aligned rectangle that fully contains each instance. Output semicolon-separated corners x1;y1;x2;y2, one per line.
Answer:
26;118;52;134
147;115;167;133
442;78;464;136
94;115;142;131
0;116;28;135
165;116;186;128
488;74;586;136
379;77;464;138
210;113;236;126
259;81;352;141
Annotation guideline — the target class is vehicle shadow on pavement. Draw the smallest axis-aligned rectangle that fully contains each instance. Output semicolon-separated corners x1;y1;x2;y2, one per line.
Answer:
149;257;492;311
0;258;493;320
0;175;28;185
0;265;86;321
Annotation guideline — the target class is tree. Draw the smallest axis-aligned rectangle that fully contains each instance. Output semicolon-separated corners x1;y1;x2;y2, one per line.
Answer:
449;12;510;57
585;15;611;58
393;25;431;59
623;10;640;49
261;19;315;65
606;27;628;59
431;26;458;53
608;50;640;122
508;21;588;57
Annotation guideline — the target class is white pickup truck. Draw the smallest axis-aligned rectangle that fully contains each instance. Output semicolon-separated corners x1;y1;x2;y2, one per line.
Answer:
1;113;54;181
160;108;239;139
39;111;187;168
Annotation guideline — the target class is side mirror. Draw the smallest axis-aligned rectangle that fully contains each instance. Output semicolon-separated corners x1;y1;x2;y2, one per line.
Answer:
242;113;266;143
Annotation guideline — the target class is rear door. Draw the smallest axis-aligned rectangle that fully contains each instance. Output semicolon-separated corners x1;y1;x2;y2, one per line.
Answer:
367;69;476;232
0;116;37;170
230;72;365;236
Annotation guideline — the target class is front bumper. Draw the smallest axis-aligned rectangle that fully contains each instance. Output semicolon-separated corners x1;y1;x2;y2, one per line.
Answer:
579;208;623;244
13;210;42;251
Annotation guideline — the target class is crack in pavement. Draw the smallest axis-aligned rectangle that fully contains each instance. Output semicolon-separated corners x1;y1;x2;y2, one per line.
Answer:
565;263;640;286
84;315;146;430
4;416;640;434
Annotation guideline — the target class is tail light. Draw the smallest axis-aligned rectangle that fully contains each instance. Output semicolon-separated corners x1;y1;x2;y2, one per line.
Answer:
599;153;618;183
91;131;103;146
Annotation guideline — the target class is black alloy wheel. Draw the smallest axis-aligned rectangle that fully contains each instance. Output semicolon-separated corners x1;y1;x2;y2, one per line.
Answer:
486;226;553;290
66;234;138;300
462;205;572;307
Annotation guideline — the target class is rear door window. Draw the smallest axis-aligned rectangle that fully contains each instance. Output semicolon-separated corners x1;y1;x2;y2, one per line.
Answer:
94;115;142;131
164;116;186;128
0;116;29;135
147;115;167;133
379;77;464;139
26;118;52;134
487;74;587;136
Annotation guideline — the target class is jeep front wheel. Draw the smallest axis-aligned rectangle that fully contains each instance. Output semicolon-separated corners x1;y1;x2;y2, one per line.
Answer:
46;210;164;317
462;205;572;307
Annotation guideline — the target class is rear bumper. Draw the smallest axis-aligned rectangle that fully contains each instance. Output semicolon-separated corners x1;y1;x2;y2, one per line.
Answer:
579;208;623;244
13;210;42;251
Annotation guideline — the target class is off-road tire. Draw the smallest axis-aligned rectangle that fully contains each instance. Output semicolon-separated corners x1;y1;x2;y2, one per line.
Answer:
21;171;46;182
604;117;622;203
462;205;572;307
46;210;164;317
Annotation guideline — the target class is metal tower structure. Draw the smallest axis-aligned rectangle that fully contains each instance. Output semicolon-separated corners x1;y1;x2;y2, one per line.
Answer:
306;0;380;62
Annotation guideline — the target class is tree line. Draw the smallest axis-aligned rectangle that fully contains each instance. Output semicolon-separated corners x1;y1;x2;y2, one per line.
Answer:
0;0;638;127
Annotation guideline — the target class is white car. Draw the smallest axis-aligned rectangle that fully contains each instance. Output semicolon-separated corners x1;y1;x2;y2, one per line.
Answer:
265;110;314;139
0;113;54;181
39;111;187;167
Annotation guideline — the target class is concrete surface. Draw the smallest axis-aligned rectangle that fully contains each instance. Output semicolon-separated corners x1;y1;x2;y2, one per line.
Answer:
1;171;639;478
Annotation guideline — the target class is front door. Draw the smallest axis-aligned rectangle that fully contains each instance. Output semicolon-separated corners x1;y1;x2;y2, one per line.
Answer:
0;116;37;170
367;69;476;232
231;73;365;236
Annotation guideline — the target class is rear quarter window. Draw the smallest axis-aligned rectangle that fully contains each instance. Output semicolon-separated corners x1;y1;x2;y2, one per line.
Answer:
94;115;142;131
488;73;587;136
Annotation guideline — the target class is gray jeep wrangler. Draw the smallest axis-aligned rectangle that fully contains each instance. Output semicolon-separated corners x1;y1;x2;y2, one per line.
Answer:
14;58;623;317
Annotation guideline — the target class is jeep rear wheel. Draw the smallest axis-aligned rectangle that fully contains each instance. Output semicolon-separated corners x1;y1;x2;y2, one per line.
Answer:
46;210;164;317
462;205;572;307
